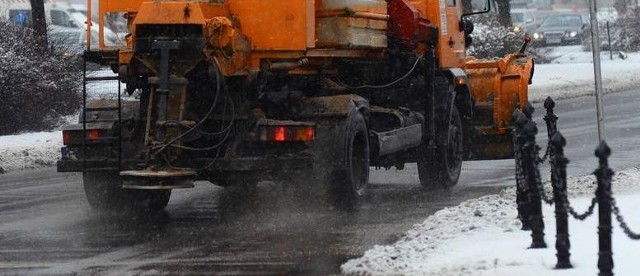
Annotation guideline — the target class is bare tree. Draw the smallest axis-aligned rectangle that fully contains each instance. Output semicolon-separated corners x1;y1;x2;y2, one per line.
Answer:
29;0;47;50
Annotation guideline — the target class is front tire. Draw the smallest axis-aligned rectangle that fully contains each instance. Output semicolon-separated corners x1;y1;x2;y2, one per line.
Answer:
417;104;463;189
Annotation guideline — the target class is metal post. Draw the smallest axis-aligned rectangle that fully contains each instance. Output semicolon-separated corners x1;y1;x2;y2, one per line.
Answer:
588;0;606;142
606;22;612;61
513;109;531;230
595;141;614;276
551;132;572;269
151;40;180;141
523;119;546;248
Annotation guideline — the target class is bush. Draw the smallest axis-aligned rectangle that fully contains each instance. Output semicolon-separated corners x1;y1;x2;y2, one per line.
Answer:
467;16;522;59
467;16;553;63
611;7;640;52
0;20;82;135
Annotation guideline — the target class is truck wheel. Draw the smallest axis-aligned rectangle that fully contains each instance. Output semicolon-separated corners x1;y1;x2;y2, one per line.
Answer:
328;111;370;208
83;172;171;212
417;105;463;189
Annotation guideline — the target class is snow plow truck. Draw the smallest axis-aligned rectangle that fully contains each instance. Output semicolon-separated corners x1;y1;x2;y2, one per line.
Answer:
57;0;534;211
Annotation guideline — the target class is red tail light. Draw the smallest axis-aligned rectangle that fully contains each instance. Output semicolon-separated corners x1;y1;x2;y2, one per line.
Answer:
87;129;100;141
62;129;103;145
259;125;315;142
274;126;286;142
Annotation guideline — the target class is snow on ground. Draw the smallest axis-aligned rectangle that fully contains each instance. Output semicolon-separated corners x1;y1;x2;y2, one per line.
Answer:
528;46;640;102
0;131;62;174
1;46;640;275
341;168;640;275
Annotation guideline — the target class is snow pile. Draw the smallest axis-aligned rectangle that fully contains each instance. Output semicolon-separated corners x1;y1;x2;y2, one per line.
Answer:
341;192;520;275
342;167;640;275
0;131;62;173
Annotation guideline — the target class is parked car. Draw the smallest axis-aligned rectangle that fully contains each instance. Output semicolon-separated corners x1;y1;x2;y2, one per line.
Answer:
510;9;538;34
531;13;589;46
49;26;117;56
68;12;126;46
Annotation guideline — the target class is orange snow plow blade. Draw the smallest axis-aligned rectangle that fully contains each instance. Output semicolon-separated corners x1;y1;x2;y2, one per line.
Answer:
464;53;534;160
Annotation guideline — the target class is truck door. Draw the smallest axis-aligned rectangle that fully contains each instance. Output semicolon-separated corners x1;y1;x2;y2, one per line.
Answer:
436;0;465;69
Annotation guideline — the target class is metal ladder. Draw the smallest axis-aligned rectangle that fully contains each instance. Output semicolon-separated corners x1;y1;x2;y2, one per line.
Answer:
81;50;122;173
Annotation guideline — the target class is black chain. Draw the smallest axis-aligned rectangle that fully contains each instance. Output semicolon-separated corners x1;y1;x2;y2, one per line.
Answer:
535;173;554;205
535;169;598;220
609;192;640;240
536;139;552;165
565;196;597;220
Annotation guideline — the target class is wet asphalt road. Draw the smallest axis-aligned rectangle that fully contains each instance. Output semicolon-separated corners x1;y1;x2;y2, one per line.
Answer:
1;89;639;275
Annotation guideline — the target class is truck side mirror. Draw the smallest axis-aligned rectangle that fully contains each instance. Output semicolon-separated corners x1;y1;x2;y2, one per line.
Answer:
460;19;474;34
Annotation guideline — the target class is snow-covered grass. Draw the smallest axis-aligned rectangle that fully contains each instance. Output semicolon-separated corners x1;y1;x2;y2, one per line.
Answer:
0;131;62;174
528;46;640;102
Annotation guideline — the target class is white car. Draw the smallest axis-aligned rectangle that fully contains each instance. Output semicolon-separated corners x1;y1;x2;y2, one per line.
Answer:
68;12;126;47
49;26;118;55
510;9;538;34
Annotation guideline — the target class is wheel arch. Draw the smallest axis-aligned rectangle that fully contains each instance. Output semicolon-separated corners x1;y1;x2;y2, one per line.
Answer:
441;68;474;159
441;68;473;121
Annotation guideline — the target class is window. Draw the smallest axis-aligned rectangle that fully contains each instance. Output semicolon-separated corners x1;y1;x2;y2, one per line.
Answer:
9;10;32;26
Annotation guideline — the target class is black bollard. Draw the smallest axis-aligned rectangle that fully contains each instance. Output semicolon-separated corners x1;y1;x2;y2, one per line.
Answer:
524;102;535;120
595;141;614;276
523;119;547;248
513;109;531;230
551;132;572;269
543;97;558;140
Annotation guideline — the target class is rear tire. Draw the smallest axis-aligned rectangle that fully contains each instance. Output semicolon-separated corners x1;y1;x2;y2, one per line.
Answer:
83;172;171;212
417;104;463;189
326;111;370;208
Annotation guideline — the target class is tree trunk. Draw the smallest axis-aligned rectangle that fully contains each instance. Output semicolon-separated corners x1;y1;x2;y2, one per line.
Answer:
495;0;512;27
29;0;48;50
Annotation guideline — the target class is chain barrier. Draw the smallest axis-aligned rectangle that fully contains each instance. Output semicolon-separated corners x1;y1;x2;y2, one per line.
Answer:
542;152;597;219
609;192;640;240
513;99;640;275
565;196;597;220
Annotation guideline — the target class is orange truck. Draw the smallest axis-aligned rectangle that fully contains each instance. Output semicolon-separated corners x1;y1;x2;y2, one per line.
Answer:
57;0;533;212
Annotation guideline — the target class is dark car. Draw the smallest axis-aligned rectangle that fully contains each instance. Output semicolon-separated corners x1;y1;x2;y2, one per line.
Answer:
531;13;588;46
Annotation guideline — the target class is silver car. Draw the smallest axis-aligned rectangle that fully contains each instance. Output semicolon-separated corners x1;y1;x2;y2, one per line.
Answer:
511;9;538;34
